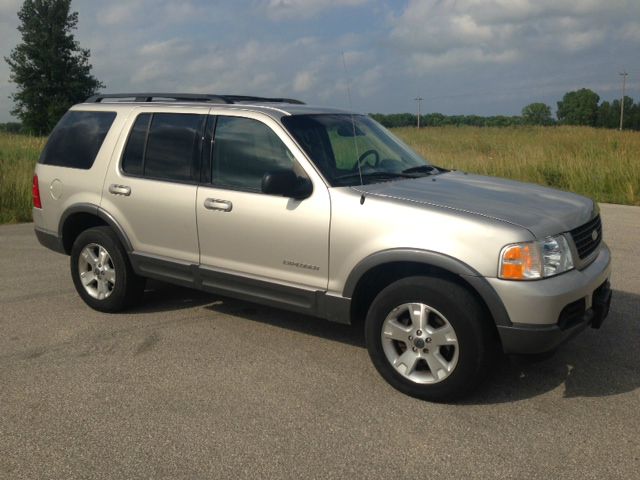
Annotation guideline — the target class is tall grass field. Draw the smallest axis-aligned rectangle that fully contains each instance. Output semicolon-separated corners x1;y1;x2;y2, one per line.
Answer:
394;126;640;206
0;126;638;224
0;133;46;223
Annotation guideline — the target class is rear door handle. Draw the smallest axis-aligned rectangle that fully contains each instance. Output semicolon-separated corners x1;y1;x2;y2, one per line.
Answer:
109;184;131;196
204;198;233;212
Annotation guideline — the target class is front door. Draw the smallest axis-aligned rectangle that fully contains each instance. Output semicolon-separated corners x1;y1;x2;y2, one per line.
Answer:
196;114;330;290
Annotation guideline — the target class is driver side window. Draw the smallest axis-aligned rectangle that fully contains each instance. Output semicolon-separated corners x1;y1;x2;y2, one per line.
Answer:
212;116;296;191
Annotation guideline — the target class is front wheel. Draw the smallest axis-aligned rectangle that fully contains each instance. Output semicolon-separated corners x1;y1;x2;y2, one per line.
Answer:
365;276;497;402
70;226;145;312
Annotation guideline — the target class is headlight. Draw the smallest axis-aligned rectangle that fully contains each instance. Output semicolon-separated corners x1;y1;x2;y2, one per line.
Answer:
499;235;574;280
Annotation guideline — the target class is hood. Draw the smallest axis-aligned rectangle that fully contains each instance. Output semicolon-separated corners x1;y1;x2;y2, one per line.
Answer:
353;171;597;238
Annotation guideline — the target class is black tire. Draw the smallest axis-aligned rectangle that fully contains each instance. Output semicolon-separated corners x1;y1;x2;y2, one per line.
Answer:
365;276;497;402
70;226;145;312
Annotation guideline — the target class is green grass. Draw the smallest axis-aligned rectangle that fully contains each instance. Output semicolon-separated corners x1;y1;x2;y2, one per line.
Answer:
393;125;640;206
0;126;639;224
0;133;46;223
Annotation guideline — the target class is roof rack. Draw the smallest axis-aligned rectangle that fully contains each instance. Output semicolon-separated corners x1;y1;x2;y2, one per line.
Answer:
85;93;305;105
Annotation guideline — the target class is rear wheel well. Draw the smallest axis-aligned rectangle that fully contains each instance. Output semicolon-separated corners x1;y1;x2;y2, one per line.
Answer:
61;213;108;254
349;262;497;334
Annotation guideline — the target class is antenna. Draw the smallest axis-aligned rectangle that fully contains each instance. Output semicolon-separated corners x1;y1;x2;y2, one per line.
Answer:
341;50;363;186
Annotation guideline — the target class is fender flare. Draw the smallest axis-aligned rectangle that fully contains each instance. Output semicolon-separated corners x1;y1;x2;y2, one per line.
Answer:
342;248;512;327
58;203;133;253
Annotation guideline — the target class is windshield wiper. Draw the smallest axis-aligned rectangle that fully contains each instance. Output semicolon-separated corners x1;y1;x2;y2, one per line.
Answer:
401;165;440;175
333;171;415;183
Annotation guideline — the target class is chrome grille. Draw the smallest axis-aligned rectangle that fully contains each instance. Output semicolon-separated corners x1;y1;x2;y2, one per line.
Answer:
570;215;602;259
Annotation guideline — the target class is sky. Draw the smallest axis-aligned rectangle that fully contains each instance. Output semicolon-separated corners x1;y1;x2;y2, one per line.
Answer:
0;0;639;122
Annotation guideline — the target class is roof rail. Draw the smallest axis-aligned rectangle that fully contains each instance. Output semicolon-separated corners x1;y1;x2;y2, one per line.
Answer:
222;95;305;105
85;93;305;105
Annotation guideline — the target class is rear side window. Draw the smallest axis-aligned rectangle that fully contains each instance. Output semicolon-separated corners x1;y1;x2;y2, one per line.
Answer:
121;113;205;183
39;111;116;169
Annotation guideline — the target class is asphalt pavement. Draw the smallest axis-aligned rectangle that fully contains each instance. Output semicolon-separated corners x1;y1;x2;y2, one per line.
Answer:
1;203;638;479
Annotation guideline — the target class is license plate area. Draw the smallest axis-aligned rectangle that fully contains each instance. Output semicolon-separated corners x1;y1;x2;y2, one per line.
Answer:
591;280;612;329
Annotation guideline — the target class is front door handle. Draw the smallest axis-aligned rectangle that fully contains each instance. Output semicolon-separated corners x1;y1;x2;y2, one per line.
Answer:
109;184;131;196
204;198;233;212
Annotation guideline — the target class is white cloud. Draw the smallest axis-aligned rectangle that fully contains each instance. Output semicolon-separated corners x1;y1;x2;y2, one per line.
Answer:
619;22;640;42
96;0;207;27
262;0;369;20
139;39;192;57
293;71;315;92
81;27;376;106
97;3;136;26
1;0;639;122
390;0;640;71
0;0;20;111
560;30;606;52
411;48;519;72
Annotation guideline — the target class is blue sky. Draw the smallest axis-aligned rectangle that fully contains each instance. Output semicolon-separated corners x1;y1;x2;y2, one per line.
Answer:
1;0;639;122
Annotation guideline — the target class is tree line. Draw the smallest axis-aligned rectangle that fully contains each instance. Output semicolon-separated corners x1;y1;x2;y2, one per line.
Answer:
370;89;640;131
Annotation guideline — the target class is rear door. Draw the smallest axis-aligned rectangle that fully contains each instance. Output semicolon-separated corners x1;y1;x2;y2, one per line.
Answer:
102;107;208;267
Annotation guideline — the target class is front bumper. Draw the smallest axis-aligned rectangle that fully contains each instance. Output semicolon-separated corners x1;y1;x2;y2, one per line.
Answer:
489;243;612;354
497;280;612;354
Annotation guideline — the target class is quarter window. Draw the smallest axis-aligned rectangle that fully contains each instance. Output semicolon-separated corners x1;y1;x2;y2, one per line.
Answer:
121;114;150;176
39;111;116;169
212;116;295;191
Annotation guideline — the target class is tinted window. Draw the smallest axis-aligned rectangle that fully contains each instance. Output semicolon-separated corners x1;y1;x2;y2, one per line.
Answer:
121;114;150;176
121;113;205;182
144;113;204;182
39;111;116;169
212;116;295;191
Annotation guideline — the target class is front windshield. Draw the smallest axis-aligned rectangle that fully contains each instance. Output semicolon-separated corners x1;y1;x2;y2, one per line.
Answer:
281;114;435;186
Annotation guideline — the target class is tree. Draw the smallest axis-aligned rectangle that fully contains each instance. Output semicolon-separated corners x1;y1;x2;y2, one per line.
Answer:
596;101;616;129
521;102;553;125
556;88;600;126
626;101;640;131
613;96;637;130
5;0;104;134
597;97;638;130
0;122;23;133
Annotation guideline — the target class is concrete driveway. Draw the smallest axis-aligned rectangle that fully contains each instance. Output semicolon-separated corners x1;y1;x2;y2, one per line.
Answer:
1;203;638;479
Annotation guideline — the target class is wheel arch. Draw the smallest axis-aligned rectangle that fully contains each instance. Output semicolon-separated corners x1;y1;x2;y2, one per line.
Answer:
343;249;512;328
58;203;133;254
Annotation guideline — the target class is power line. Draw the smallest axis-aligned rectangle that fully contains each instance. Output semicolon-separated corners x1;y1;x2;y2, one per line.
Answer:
619;71;628;131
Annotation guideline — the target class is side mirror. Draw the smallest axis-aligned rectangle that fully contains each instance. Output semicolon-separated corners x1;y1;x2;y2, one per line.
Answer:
261;170;312;200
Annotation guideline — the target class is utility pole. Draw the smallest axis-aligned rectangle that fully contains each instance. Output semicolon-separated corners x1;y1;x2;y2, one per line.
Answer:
619;71;628;131
414;96;423;128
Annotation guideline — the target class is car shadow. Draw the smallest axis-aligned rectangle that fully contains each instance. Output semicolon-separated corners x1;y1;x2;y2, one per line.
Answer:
129;280;365;347
203;297;366;348
128;280;219;314
131;282;639;402
463;289;640;404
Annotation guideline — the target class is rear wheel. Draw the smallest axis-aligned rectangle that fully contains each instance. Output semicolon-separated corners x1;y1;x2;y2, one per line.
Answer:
70;227;145;312
365;276;496;402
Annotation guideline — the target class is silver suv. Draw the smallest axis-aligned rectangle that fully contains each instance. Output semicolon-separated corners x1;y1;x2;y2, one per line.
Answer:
33;93;612;401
